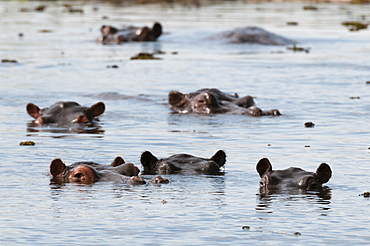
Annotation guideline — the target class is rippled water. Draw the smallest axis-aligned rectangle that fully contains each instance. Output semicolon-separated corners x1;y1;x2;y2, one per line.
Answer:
1;1;370;245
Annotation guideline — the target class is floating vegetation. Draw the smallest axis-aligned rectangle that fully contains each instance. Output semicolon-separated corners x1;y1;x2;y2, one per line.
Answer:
287;45;310;53
286;22;299;26
63;4;84;13
2;59;17;63
20;141;35;146
19;5;47;12
349;96;360;99
341;21;368;31
305;122;315;128
303;6;318;11
107;65;119;68
39;29;53;33
130;52;161;60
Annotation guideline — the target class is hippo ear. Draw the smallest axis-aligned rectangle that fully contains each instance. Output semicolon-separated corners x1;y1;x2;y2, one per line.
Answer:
256;158;272;177
168;91;185;107
210;150;226;167
89;102;105;117
26;103;41;119
140;151;158;168
50;159;66;177
151;22;162;39
111;156;125;167
316;163;332;184
137;26;150;41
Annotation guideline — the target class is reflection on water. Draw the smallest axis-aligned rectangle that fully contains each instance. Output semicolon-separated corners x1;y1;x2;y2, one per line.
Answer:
1;0;370;244
256;186;332;214
26;122;105;136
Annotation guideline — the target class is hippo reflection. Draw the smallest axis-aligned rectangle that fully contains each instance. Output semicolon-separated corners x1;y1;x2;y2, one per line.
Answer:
140;150;226;175
98;22;162;45
27;101;105;126
206;26;296;45
50;156;146;185
168;88;280;116
256;158;332;194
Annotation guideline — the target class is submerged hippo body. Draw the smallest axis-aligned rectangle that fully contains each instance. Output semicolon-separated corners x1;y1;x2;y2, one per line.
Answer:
207;26;296;45
168;88;280;116
98;22;162;44
27;101;105;126
140;150;226;175
256;158;332;194
50;156;145;185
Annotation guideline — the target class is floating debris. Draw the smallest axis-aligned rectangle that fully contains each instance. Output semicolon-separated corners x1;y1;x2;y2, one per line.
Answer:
303;6;318;11
39;29;53;33
286;22;299;26
287;45;310;53
35;5;47;12
63;4;84;13
2;59;17;63
20;141;35;146
130;52;161;60
107;65;119;68
305;122;315;128
305;145;311;148
349;96;360;99
20;5;47;12
342;21;368;31
242;226;250;230
360;192;370;197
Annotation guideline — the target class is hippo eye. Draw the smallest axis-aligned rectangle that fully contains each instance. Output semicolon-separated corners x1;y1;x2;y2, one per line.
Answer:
74;173;84;178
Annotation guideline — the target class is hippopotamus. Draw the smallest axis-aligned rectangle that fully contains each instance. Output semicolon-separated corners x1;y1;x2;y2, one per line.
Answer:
206;26;296;46
98;22;162;45
256;158;332;194
50;156;146;185
168;88;280;116
26;101;105;126
140;150;226;175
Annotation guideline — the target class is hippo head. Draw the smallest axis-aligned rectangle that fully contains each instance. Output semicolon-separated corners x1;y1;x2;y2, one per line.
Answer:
246;107;281;117
100;25;119;36
140;150;226;175
256;158;332;194
50;159;100;184
190;92;222;114
136;22;162;41
27;101;105;126
168;91;191;113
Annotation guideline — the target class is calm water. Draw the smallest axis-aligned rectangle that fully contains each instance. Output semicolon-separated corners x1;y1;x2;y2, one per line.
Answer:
1;0;370;245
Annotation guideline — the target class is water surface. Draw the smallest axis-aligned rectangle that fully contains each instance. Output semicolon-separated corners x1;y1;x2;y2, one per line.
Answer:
1;1;370;245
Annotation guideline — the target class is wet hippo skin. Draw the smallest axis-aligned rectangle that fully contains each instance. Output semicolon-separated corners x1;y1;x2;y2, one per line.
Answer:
168;88;280;116
140;150;226;175
98;22;162;44
27;101;105;126
206;26;296;45
50;156;145;185
256;158;332;194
